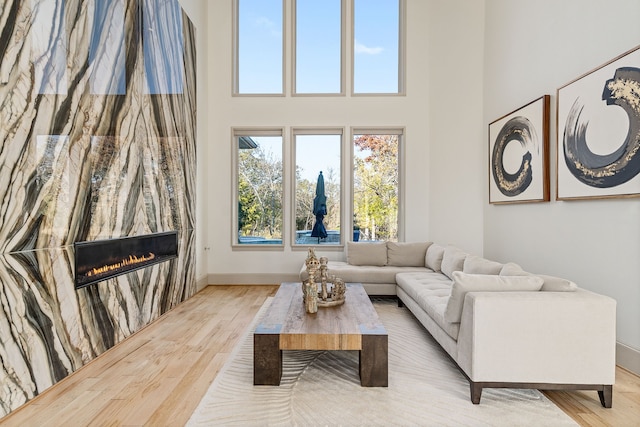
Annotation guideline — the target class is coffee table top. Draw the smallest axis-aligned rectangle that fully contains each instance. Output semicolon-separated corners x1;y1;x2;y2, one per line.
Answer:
255;282;387;351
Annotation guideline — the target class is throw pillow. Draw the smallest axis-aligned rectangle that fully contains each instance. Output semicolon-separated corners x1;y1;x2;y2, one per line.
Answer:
444;271;544;323
537;274;578;292
499;264;577;291
346;241;387;266
463;255;503;275
440;246;467;279
387;241;432;267
425;243;446;271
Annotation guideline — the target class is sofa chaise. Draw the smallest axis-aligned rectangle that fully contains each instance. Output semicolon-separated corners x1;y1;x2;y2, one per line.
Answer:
299;241;616;407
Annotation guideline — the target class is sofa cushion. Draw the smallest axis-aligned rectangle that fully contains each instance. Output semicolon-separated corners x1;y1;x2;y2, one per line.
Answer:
347;241;387;266
440;246;467;279
396;271;453;302
425;243;445;271
396;272;460;340
463;255;503;275
500;262;526;276
444;271;544;323
387;241;431;267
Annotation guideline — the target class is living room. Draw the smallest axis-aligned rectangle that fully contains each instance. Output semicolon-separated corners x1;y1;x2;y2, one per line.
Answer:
195;0;640;376
188;0;640;423
1;0;639;425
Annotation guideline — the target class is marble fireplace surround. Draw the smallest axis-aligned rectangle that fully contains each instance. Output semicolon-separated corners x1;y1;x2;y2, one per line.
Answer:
0;0;197;418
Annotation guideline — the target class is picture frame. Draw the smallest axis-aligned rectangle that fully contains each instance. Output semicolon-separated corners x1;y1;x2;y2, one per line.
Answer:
556;44;640;200
488;95;550;204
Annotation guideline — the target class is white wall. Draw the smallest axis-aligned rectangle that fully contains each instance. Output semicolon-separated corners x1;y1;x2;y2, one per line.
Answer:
426;0;485;254
178;0;210;288
483;0;640;370
200;0;486;283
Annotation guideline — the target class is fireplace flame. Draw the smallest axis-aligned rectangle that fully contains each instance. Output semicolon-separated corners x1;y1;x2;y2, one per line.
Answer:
86;253;156;277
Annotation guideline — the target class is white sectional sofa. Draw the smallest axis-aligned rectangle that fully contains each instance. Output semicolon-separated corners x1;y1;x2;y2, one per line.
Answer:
299;241;617;407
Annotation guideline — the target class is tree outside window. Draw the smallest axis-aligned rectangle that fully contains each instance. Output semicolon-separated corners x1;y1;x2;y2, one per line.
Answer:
353;133;399;242
236;135;283;244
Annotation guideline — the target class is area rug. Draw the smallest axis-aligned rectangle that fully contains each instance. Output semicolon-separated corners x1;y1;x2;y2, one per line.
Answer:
187;298;578;426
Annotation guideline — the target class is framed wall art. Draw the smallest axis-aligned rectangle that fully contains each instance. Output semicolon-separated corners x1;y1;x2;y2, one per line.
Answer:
488;95;550;204
557;44;640;200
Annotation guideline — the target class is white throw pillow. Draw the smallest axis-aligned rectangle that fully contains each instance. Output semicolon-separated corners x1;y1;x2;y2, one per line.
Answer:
444;271;544;323
387;241;432;267
499;264;577;292
537;274;578;292
425;243;445;271
440;246;467;279
346;241;387;266
463;255;503;275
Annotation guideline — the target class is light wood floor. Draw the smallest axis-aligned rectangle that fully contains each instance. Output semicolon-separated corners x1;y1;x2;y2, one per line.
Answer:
2;285;639;426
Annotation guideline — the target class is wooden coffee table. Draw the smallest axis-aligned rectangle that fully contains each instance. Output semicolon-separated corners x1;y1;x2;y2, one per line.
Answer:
254;282;388;387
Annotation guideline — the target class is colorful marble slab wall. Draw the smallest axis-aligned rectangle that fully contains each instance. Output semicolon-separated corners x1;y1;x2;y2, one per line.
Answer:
0;0;196;417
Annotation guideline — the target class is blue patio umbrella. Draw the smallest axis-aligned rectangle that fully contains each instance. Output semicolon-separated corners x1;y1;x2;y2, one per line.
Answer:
310;171;328;242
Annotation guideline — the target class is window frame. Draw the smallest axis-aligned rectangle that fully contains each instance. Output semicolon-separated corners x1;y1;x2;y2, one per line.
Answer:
350;0;406;96
232;0;286;96
292;0;346;96
350;127;405;242
291;127;346;250
232;127;286;249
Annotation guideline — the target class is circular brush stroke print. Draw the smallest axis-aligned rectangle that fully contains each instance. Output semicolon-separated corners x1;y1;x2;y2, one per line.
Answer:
563;67;640;188
491;116;537;197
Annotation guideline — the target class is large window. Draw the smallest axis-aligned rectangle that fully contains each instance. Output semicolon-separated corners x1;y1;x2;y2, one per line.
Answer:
294;0;343;94
353;0;403;94
234;130;284;245
294;130;342;245
231;2;405;248
352;130;401;242
234;0;403;95
235;0;283;94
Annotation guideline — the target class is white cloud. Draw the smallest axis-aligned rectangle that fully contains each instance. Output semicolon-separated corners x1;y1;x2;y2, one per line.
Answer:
354;40;384;55
255;17;281;37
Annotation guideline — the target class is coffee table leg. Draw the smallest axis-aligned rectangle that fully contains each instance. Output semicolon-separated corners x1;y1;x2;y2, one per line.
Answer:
359;334;388;387
254;334;282;385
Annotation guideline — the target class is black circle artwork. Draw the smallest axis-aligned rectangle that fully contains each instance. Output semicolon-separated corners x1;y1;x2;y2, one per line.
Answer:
563;67;640;188
491;116;536;197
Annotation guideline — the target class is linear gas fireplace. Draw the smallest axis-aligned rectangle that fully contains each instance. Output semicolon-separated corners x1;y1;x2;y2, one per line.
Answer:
74;231;178;289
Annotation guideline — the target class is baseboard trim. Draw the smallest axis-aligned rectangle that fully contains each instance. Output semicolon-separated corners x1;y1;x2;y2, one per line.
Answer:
207;273;299;285
196;275;209;292
617;342;640;376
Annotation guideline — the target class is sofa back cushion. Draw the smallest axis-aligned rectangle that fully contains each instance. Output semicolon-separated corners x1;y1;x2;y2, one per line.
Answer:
347;241;387;266
440;246;467;279
463;255;503;275
387;241;432;267
444;271;544;323
425;243;446;272
500;262;527;276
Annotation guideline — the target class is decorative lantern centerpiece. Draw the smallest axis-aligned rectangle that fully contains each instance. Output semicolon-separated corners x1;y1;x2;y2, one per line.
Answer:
302;248;346;313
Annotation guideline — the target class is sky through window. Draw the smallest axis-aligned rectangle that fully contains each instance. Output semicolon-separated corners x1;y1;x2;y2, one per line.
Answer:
237;0;400;94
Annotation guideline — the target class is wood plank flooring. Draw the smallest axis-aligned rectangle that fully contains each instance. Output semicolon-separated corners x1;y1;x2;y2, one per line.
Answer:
1;285;638;426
